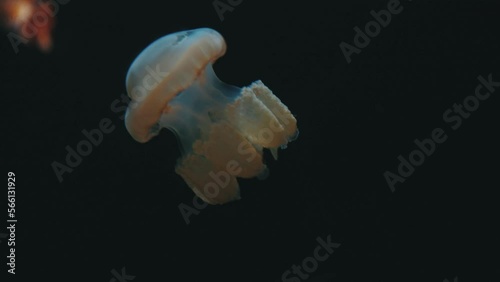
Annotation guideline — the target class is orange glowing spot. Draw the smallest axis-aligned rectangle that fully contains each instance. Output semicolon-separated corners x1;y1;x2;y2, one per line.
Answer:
1;0;56;52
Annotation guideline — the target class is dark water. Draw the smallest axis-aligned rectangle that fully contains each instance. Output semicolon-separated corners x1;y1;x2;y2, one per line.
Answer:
1;0;499;281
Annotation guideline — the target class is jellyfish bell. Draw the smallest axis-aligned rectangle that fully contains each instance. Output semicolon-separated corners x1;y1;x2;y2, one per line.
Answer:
125;28;227;143
125;28;298;205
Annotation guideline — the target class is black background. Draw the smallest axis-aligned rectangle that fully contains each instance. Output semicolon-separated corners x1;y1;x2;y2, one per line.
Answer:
1;0;499;281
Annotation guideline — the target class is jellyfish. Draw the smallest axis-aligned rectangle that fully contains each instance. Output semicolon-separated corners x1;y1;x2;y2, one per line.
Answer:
125;28;298;204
